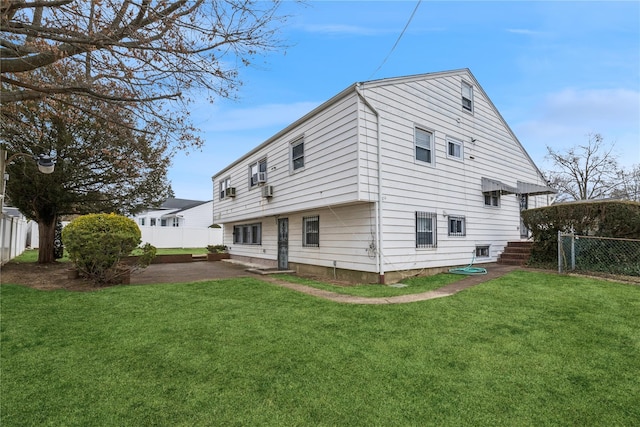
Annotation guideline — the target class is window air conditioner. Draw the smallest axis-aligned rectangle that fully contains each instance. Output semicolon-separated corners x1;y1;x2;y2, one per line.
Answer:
225;187;236;197
262;185;274;198
257;172;267;183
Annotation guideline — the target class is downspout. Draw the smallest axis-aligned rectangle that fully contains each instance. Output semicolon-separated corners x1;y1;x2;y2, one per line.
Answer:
355;84;385;284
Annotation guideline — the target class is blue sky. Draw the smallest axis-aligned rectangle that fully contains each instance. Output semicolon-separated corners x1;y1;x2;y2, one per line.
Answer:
170;0;640;201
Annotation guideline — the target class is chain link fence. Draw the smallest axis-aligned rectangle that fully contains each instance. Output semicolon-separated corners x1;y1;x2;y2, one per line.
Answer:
558;232;640;278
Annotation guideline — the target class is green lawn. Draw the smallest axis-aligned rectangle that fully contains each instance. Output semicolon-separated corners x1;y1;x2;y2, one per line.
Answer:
1;271;639;426
11;247;209;263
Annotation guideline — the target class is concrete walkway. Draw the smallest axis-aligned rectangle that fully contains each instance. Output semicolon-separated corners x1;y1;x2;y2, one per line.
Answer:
132;260;520;304
254;263;520;304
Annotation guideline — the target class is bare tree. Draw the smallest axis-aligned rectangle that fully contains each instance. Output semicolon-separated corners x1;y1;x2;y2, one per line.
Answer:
612;165;640;201
1;0;291;148
545;133;619;201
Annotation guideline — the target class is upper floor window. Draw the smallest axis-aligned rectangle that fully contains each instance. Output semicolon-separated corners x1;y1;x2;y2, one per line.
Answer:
448;216;466;237
139;218;145;226
219;176;231;199
484;191;500;207
172;217;180;227
415;128;434;164
303;216;319;247
447;138;463;160
291;138;304;170
249;158;267;187
462;81;473;112
416;211;437;248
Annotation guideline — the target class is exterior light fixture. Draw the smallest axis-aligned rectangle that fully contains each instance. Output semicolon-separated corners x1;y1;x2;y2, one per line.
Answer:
35;154;56;174
0;148;57;214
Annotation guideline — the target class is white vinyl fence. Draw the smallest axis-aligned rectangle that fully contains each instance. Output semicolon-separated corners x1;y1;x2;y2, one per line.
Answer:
0;215;34;264
138;226;223;249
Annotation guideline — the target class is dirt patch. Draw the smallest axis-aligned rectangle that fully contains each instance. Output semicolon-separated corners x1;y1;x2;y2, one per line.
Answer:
1;262;99;291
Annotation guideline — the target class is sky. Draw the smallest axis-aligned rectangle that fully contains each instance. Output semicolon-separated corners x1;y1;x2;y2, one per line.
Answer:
168;0;640;201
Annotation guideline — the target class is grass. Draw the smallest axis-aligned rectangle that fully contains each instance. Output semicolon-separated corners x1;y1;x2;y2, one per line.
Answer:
272;273;465;297
1;271;639;426
11;247;208;263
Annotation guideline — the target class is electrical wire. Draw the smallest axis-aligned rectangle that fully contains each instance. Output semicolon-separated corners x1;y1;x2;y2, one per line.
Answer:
369;0;422;80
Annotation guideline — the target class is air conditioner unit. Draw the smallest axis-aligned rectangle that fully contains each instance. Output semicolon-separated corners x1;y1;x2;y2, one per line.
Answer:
262;185;274;198
225;187;236;197
257;172;267;183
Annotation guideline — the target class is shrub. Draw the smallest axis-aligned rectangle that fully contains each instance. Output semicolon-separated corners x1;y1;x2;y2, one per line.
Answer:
62;213;155;285
522;200;640;264
206;244;228;254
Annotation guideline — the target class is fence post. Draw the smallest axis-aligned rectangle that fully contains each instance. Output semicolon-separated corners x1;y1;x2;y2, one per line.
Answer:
570;234;576;271
558;231;562;273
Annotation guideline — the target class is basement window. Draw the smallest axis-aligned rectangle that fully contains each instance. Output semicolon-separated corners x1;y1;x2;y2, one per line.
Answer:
476;245;490;258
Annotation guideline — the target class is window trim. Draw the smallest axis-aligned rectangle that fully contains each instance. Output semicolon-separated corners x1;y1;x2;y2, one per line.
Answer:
448;215;466;237
446;137;464;161
415;127;435;165
302;215;320;247
233;222;262;245
219;176;231;200
484;191;500;207
462;81;473;113
416;211;437;248
476;245;490;258
249;158;267;188
291;137;305;171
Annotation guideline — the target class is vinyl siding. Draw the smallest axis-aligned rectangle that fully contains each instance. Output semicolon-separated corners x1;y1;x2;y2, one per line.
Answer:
213;69;553;275
224;203;378;272
213;93;364;224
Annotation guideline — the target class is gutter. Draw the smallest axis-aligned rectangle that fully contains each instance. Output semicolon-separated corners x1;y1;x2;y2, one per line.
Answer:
354;84;385;284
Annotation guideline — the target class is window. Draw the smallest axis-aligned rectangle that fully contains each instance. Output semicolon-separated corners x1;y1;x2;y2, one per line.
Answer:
416;211;437;248
172;217;180;227
291;138;304;170
415;128;433;164
150;218;157;226
249;158;267;187
462;81;473;112
448;216;466;237
160;219;167;226
139;218;145;226
233;223;262;245
484;191;500;207
219;176;231;199
303;216;319;247
447;138;463;160
476;245;490;258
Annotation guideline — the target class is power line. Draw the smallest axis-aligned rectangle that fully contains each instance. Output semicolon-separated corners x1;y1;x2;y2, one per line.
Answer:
369;0;422;80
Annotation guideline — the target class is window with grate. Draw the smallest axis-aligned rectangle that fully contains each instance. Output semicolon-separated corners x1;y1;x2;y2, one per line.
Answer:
303;216;319;247
416;211;437;248
448;216;466;237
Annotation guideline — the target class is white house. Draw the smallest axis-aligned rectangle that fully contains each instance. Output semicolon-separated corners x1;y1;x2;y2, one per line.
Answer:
134;198;213;228
132;198;222;248
212;69;555;283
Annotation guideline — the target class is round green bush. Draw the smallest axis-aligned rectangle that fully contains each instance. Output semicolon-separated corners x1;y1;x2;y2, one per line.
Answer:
62;213;142;285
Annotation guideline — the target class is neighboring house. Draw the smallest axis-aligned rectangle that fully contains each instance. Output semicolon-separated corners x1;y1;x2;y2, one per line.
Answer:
212;69;555;283
134;198;213;228
132;198;222;248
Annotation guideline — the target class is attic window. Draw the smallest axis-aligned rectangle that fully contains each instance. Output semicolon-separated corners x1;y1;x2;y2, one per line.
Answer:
462;81;473;112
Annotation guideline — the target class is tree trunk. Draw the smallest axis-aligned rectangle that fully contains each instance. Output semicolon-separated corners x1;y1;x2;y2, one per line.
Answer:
38;217;57;263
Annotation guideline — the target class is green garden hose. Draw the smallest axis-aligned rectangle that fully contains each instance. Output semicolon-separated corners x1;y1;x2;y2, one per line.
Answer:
448;251;488;275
